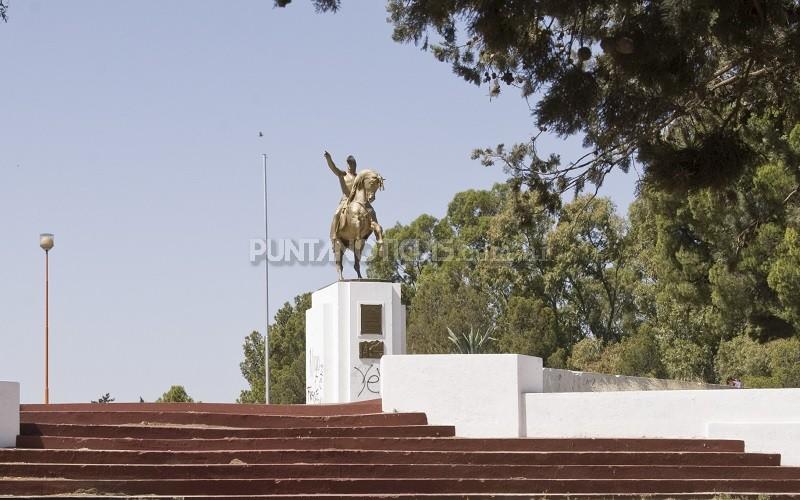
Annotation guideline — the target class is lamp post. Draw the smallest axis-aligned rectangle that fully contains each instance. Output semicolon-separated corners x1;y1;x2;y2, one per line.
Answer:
39;233;54;404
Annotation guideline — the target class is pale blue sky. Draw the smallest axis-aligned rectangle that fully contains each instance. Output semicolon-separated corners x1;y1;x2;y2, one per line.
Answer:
0;1;636;403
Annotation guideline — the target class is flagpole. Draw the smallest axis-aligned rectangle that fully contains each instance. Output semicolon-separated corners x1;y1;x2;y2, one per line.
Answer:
262;153;270;405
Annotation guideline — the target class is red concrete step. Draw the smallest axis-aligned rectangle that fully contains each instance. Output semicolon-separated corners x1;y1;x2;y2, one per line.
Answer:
20;422;456;439
0;448;780;466
3;463;800;481
19;410;426;428
11;496;790;500
53;496;800;500
2;477;800;496
14;435;746;452
20;400;382;415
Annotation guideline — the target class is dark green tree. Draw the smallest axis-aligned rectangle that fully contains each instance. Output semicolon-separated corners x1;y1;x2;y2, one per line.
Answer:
268;293;310;404
238;294;311;404
273;0;339;11
625;122;800;382
237;330;266;403
369;183;634;365
91;393;115;404
279;1;800;207
156;385;194;403
387;0;800;207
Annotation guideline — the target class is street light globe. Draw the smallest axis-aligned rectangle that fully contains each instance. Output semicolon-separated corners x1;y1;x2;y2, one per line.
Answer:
39;233;54;252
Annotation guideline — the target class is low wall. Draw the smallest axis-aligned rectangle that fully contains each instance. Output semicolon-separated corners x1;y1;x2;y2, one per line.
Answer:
708;422;800;466
543;368;730;392
525;389;800;465
0;381;20;448
381;354;542;437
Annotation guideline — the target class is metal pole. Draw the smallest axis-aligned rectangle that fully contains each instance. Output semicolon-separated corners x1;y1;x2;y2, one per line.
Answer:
44;250;50;404
262;154;270;405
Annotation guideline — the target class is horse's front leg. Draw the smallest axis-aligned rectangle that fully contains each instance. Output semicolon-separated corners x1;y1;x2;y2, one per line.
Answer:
371;221;385;257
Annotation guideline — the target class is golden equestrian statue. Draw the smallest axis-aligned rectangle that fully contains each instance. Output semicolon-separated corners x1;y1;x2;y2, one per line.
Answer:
325;151;385;280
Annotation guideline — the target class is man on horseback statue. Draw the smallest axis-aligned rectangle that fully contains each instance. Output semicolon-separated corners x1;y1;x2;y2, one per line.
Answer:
324;151;385;281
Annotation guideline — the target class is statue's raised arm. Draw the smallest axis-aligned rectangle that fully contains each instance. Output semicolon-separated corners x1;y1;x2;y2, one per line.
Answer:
324;151;344;177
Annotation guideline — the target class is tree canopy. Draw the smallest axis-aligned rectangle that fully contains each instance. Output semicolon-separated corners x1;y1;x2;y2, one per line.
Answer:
238;293;310;404
368;119;800;386
277;0;800;210
156;385;194;403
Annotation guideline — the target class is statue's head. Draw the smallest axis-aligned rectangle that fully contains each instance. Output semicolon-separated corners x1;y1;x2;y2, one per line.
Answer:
348;169;385;204
346;155;357;173
363;170;384;202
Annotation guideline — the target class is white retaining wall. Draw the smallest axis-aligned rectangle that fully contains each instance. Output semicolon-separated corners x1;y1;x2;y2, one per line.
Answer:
0;382;19;448
381;354;542;437
708;422;800;466
380;355;800;465
524;389;800;465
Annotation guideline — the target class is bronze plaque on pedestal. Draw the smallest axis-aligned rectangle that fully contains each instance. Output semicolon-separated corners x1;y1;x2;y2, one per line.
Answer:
359;340;384;359
360;304;382;335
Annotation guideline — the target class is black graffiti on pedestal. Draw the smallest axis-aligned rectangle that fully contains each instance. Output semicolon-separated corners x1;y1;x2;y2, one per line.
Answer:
353;364;380;397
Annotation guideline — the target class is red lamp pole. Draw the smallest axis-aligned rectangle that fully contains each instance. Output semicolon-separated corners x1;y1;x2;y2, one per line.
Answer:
40;233;54;404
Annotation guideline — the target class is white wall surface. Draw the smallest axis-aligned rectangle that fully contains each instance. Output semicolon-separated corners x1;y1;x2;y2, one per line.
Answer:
0;382;19;448
708;422;800;466
381;354;542;437
306;280;405;404
525;389;800;465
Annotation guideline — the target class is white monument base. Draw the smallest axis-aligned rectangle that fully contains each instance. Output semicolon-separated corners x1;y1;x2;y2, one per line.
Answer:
0;381;19;448
305;280;405;404
381;354;542;437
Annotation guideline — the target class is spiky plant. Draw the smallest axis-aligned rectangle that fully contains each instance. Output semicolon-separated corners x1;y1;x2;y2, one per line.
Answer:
447;326;496;354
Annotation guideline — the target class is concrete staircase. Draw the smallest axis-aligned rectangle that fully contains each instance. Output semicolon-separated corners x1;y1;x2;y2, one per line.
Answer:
2;401;800;498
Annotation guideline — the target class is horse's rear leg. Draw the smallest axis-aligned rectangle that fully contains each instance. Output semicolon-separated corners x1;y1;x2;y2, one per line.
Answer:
334;239;345;281
353;238;365;279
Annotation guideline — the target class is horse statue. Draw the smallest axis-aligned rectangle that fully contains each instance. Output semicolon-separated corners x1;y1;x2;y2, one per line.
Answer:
331;169;385;280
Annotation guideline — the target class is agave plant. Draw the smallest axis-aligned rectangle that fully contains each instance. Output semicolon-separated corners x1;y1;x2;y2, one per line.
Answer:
447;326;496;354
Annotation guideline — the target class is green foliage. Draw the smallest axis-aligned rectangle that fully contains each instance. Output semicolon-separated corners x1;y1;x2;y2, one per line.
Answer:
567;338;611;374
658;338;713;383
566;333;663;378
638;130;753;192
91;393;114;404
269;294;310;404
237;330;266;403
717;336;800;388
238;294;310;404
156;385;194;403
497;296;559;361
366;126;799;385
367;213;443;305
447;326;496;354
613;331;664;379
545;196;635;344
372;184;631;364
768;228;800;328
273;0;339;12
406;266;493;354
383;0;800;205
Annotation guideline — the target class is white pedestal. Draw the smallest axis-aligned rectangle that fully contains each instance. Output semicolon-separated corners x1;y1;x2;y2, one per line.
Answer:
381;354;543;437
0;381;20;448
305;280;406;404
